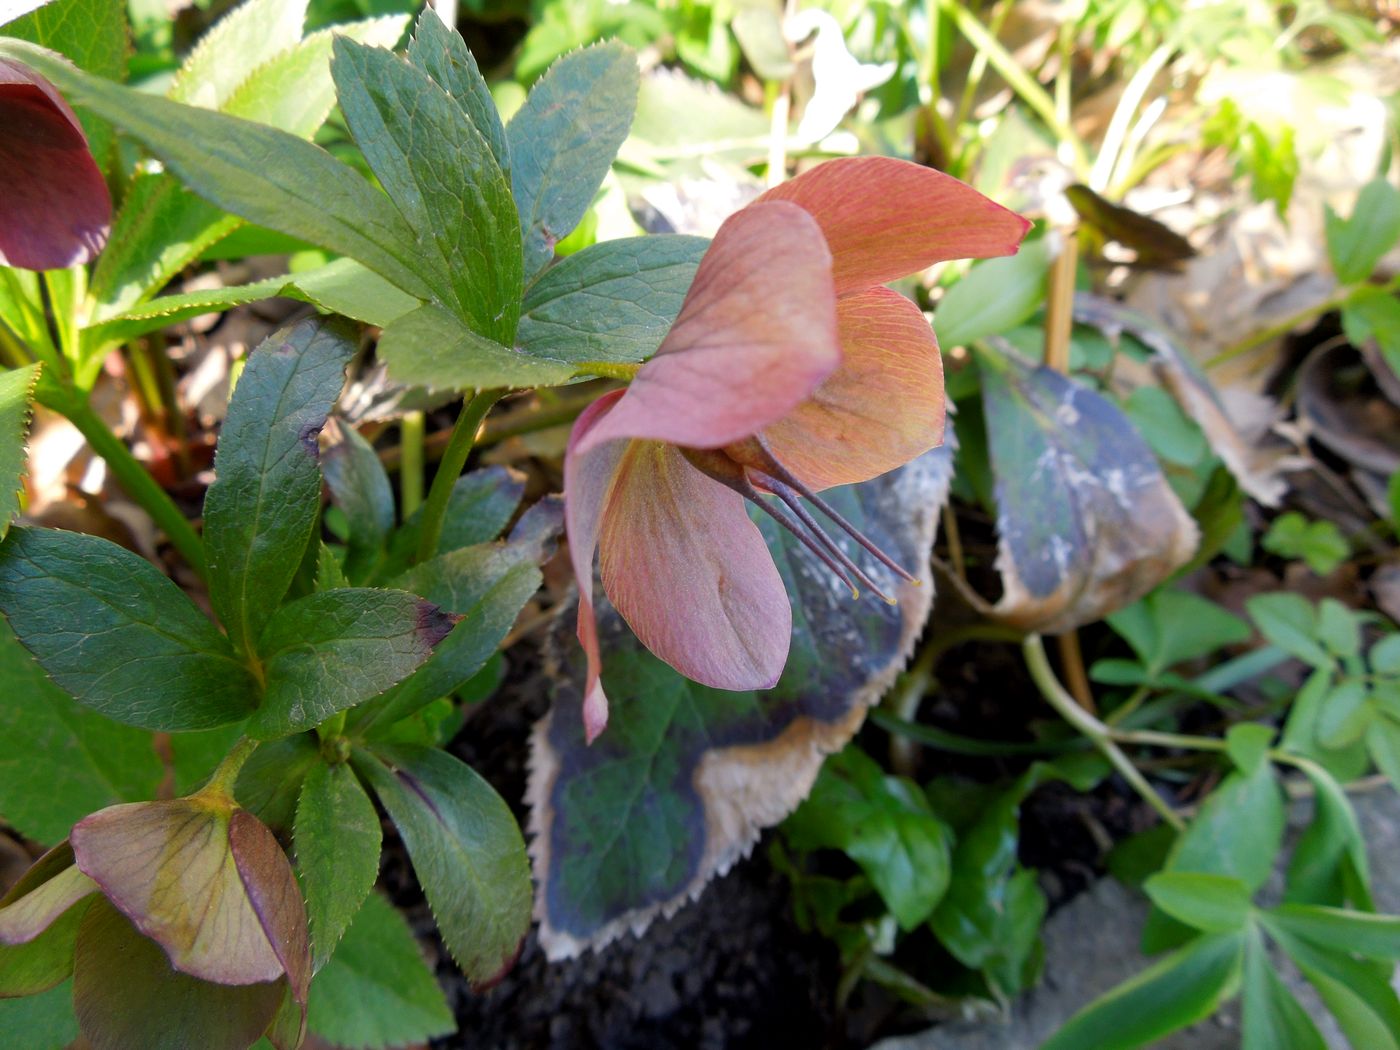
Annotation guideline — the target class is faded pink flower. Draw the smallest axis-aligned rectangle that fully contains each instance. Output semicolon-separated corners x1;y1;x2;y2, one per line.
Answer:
565;157;1030;741
0;57;111;270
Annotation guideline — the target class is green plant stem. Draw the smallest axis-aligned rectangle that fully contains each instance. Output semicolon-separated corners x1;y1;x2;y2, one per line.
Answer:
200;736;259;801
1205;273;1400;370
574;360;641;381
40;383;208;579
399;410;425;517
414;388;502;563
1023;633;1185;830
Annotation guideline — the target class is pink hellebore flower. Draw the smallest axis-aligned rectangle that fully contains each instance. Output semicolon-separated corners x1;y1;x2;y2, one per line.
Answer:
565;157;1030;741
0;57;111;270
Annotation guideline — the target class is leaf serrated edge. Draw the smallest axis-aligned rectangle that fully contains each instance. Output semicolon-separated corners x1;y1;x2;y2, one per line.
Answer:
0;361;42;542
526;435;957;960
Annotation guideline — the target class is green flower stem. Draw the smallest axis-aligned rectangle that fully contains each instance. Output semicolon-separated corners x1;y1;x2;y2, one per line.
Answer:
399;410;425;517
414;388;502;563
200;736;260;802
39;382;208;579
573;360;641;381
1023;633;1185;831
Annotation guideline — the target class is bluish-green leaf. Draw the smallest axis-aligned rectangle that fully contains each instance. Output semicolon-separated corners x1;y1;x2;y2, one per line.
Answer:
306;892;455;1049
0;527;257;731
249;588;457;739
516;235;708;364
331;35;520;344
381;465;526;578
204;318;355;657
295;761;382;969
404;8;506;175
354;744;531;985
507;42;640;281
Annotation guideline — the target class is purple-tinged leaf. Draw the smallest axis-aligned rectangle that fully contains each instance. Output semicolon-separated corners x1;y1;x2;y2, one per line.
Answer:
529;446;952;957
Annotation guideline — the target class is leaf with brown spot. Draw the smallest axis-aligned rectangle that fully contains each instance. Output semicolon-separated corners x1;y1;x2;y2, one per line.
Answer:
979;344;1198;634
527;446;952;958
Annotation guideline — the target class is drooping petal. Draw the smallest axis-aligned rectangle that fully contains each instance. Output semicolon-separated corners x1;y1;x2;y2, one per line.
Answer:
757;287;945;490
564;390;630;742
578;201;840;453
70;799;286;986
0;841;98;945
758;156;1030;296
597;440;791;691
0;59;111;270
229;811;310;1020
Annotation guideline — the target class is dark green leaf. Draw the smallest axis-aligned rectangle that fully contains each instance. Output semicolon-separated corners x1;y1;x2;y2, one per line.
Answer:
383;466;526;577
354;745;530;985
306;893;455;1050
1285;758;1371;908
315;544;350;592
507;42;639;281
331;36;520;344
295;762;382;969
785;747;951;930
1273;928;1400;1050
980;348;1197;634
235;734;322;831
250;588;457;739
204;318;355;657
405;8;506;174
1241;927;1327;1050
529;450;951;956
1326;178;1400;285
323;422;394;584
0;527;257;731
1040;932;1243;1050
516;235;709;364
0;619;162;843
0;363;39;541
377;303;575;393
0;40;434;302
1144;872;1252;933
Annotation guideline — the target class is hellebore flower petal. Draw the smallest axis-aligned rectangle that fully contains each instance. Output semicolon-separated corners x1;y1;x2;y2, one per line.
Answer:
74;897;285;1050
597;439;791;693
564;389;630;743
758;286;944;490
70;798;307;989
579;200;841;453
758;156;1031;296
0;58;111;270
0;841;97;946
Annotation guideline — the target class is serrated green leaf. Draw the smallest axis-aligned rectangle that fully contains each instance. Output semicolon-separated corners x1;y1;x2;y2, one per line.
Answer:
332;35;520;344
354;744;530;985
1041;932;1244;1050
249;588;456;739
295;762;381;970
532;450;951;955
516;235;708;364
306;893;455;1050
784;746;951;930
0;618;161;843
934;236;1051;347
166;0;308;109
1326;178;1400;285
405;8;505;175
315;543;349;591
0;40;434;303
1144;872;1252;933
0;527;257;731
507;41;639;281
203;318;355;657
323;422;394;583
1241;927;1327;1050
377;303;575;392
0;362;39;540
